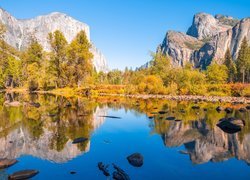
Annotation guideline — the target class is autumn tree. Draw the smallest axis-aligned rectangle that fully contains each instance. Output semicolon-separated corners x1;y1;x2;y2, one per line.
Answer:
67;31;93;87
224;48;237;83
23;38;44;91
48;30;68;88
206;63;228;84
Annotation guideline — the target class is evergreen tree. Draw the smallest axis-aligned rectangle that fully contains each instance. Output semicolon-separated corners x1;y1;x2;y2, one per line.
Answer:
23;38;44;91
236;37;250;83
48;30;68;88
224;48;237;83
67;31;93;87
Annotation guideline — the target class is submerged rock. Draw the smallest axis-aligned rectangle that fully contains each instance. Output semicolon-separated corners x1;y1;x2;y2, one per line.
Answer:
98;162;110;177
99;116;121;119
166;117;176;121
127;153;144;167
72;137;88;144
158;111;168;114
8;170;39;180
216;106;223;112
239;108;246;112
112;164;130;180
0;159;18;169
217;117;245;134
224;107;233;113
30;102;41;108
192;106;200;110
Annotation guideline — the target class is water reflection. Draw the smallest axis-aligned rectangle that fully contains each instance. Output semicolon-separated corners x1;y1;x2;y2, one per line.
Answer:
0;93;249;166
0;92;107;163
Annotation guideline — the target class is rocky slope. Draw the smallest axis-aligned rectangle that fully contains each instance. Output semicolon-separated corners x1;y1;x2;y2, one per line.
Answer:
0;8;108;72
157;13;250;68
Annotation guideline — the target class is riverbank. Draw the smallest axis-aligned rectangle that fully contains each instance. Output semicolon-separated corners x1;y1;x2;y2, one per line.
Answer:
99;93;250;104
1;88;250;104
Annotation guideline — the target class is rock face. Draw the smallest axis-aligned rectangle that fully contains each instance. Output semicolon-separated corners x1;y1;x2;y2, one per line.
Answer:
157;13;250;68
0;8;108;72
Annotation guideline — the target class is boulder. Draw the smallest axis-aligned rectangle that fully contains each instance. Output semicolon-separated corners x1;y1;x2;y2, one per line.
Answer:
72;137;88;144
127;153;144;167
8;170;39;180
113;164;130;180
0;159;18;169
217;117;245;134
98;162;110;177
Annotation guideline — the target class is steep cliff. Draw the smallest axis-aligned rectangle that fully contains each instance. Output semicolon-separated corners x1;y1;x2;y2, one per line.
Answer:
157;13;250;68
0;8;108;72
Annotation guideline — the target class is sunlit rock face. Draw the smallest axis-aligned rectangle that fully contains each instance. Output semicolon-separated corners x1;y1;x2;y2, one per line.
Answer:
161;120;250;165
157;13;250;68
0;8;108;72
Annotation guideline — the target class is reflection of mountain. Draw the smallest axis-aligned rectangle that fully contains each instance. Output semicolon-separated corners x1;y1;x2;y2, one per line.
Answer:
0;105;107;163
160;120;250;165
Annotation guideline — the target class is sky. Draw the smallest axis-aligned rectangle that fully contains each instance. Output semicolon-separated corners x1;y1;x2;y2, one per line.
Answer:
0;0;249;70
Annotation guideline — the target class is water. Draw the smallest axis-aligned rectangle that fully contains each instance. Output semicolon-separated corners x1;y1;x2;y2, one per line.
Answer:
0;93;250;179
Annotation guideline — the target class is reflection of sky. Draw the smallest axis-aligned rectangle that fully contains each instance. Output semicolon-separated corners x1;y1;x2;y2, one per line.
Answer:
4;107;250;180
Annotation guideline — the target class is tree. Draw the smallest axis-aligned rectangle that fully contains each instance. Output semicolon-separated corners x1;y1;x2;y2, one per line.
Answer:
48;30;68;88
224;48;237;83
67;31;93;87
23;38;44;91
206;63;228;84
236;37;250;83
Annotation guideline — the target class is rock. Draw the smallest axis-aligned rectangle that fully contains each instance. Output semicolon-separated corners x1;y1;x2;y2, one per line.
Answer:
8;170;39;180
0;159;18;169
217;117;245;134
192;106;200;110
97;162;110;176
166;117;176;121
30;102;40;108
216;106;223;112
4;101;21;107
224;107;233;113
158;111;168;114
239;108;246;112
70;171;76;174
0;8;108;72
155;12;249;69
127;153;144;167
65;102;72;107
148;116;154;119
175;119;182;122
246;106;250;110
72;137;88;144
203;108;208;111
99;116;121;119
179;150;189;155
112;164;130;180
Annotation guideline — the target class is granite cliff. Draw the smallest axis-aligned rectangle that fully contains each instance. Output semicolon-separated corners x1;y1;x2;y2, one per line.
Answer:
157;13;250;68
0;8;108;72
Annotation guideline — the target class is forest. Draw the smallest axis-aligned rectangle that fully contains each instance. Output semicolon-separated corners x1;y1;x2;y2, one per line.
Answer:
0;23;250;97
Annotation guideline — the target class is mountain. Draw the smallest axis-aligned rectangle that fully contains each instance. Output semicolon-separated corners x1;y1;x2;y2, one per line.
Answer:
157;13;250;68
0;8;108;72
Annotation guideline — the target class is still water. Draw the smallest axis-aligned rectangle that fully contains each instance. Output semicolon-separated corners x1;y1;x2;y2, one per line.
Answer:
0;93;250;179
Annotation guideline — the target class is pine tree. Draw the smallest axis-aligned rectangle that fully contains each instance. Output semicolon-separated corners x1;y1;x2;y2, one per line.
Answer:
236;37;250;83
23;38;44;91
48;30;68;88
224;48;237;83
67;31;93;87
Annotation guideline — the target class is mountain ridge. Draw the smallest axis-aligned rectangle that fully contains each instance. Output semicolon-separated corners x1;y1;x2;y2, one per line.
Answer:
0;7;108;72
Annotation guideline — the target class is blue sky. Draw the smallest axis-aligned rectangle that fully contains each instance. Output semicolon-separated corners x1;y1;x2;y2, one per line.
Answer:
0;0;249;70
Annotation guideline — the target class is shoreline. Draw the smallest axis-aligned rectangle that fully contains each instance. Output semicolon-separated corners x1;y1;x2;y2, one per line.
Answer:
1;89;250;104
99;93;250;104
